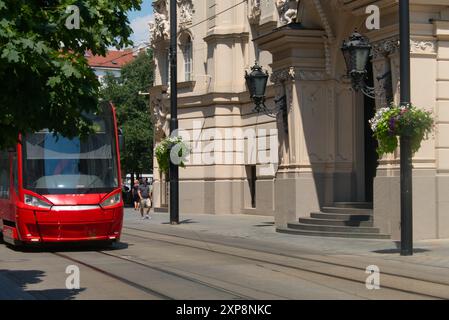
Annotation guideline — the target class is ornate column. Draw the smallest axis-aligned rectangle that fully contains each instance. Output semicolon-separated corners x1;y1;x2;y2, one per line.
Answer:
270;67;294;167
374;32;440;241
433;20;449;238
150;85;170;209
255;25;329;225
371;37;398;109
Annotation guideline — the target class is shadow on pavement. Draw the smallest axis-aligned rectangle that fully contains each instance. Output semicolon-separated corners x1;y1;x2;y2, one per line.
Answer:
6;241;130;254
372;248;430;254
254;222;275;227
0;269;85;300
372;241;431;254
161;219;198;225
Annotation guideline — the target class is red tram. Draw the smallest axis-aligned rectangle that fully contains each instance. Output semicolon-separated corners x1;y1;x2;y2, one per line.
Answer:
0;102;124;246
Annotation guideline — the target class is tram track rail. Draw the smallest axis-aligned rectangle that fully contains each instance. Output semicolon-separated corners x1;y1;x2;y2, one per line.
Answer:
52;252;174;300
122;226;449;300
52;250;254;300
95;251;255;300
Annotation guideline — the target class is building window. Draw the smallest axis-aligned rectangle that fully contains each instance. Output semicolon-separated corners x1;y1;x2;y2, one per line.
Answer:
183;36;193;81
246;165;257;209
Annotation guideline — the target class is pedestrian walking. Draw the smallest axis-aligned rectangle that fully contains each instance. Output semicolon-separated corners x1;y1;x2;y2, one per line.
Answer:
132;179;140;211
138;179;153;219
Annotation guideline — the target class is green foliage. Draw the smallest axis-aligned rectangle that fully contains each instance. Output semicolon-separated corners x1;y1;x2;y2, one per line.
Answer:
100;50;154;176
0;0;142;148
155;137;189;174
369;104;434;156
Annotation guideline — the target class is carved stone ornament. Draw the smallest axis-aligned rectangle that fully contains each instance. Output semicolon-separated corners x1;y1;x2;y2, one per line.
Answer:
177;0;194;27
372;38;436;59
152;90;170;141
271;67;326;83
371;38;400;60
276;0;299;25
149;0;170;48
248;0;261;25
410;39;436;55
271;67;295;84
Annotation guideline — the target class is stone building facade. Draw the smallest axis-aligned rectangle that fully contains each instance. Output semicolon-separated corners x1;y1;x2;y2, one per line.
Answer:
149;0;449;241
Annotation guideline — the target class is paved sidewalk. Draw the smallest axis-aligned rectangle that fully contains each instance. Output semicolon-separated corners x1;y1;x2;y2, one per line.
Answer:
124;208;449;271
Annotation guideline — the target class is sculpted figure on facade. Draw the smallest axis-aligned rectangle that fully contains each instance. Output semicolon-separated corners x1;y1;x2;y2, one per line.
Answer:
371;37;399;107
149;0;170;47
276;0;299;25
152;93;170;141
248;0;261;25
177;0;193;27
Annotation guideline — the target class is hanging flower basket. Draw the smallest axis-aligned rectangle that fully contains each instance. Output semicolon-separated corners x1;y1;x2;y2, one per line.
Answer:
155;136;189;174
369;104;434;157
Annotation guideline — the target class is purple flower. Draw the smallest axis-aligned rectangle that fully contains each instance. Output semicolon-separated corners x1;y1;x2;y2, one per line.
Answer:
388;116;397;135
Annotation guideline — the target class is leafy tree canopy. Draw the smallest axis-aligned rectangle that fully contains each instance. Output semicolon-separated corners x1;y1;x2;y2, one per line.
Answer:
100;49;154;177
0;0;142;148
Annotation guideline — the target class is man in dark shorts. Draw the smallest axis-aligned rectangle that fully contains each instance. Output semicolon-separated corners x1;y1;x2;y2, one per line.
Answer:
138;179;152;219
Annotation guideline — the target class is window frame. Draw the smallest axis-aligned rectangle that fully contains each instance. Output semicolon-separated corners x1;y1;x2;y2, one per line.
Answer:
183;36;193;82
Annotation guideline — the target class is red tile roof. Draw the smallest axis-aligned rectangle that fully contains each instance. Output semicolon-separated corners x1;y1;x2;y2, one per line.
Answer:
86;50;135;69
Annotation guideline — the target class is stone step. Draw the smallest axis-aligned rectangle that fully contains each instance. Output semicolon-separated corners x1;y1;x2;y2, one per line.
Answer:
298;217;374;227
321;207;373;215
287;222;381;234
310;212;373;221
333;202;373;209
276;227;391;239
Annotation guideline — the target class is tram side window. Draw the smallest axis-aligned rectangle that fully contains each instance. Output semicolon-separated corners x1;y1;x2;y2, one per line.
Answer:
0;151;10;199
12;153;18;193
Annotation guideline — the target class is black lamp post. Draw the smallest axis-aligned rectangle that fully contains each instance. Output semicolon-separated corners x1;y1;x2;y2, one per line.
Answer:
341;0;413;256
399;0;413;256
169;0;179;225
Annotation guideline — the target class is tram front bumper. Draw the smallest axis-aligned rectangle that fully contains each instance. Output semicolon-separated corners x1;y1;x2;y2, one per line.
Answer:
17;205;123;243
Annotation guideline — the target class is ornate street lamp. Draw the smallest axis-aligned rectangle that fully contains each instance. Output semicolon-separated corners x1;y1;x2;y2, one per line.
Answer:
245;62;287;123
245;62;269;113
341;31;393;103
341;31;372;92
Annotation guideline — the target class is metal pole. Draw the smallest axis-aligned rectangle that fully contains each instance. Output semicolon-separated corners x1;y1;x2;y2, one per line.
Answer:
399;0;413;256
169;0;179;225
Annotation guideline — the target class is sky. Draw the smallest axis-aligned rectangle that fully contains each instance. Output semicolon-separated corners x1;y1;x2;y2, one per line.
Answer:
128;0;154;45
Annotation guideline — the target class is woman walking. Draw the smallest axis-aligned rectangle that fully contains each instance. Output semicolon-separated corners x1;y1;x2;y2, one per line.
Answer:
132;179;140;211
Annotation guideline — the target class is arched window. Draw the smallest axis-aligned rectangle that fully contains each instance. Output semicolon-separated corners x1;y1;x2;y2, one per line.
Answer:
183;36;192;81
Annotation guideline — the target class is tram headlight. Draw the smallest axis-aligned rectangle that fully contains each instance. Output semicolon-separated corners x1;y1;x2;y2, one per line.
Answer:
24;194;53;209
100;193;121;208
